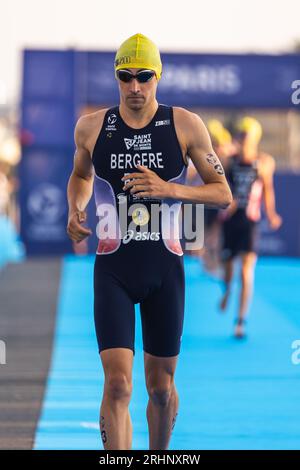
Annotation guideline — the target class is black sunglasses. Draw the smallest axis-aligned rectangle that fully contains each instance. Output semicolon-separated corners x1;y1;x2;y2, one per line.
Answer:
116;69;155;83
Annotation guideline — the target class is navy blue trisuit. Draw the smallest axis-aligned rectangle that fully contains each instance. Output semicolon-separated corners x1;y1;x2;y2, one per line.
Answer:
92;104;188;357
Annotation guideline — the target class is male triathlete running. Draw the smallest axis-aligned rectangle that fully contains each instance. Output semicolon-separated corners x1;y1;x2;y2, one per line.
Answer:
219;117;282;338
67;33;232;450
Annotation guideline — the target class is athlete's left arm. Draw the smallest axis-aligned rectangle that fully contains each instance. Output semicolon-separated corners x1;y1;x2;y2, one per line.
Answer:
168;110;232;207
123;110;232;208
259;153;282;230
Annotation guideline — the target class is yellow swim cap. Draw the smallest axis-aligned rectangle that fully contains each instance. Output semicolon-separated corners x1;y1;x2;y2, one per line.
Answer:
208;119;232;146
114;33;162;80
236;116;263;143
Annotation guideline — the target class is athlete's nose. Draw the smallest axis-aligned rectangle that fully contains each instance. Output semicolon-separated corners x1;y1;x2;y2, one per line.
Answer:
129;77;141;94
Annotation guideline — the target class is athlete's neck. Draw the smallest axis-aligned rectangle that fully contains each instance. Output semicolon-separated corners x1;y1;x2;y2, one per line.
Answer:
119;100;159;129
241;143;258;163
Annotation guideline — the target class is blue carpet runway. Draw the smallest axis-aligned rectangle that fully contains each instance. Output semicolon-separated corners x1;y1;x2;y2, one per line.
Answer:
34;255;300;450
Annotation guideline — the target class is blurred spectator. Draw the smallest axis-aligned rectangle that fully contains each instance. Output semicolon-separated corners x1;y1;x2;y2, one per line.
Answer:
0;164;10;214
0;117;24;268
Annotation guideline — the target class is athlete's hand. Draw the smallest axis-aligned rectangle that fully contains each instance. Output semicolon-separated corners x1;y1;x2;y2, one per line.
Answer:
67;210;92;243
121;164;171;199
268;212;282;230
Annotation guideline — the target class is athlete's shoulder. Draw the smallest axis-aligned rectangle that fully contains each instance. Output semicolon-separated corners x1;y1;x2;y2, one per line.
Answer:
172;106;200;121
172;106;210;151
258;151;276;173
75;108;110;135
74;108;111;150
172;106;207;130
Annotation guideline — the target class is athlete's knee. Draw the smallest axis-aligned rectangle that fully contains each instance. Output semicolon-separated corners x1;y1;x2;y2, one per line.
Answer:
147;379;175;407
105;373;132;402
223;259;234;281
241;254;256;280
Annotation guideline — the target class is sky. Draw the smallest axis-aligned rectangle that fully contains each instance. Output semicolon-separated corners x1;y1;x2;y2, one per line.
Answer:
1;0;300;104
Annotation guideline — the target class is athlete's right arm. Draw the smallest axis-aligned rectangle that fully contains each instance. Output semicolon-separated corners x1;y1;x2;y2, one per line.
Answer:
67;116;94;243
259;153;282;230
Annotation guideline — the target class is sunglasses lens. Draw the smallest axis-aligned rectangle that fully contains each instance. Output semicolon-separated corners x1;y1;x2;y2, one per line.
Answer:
117;70;133;83
117;70;155;83
136;71;155;83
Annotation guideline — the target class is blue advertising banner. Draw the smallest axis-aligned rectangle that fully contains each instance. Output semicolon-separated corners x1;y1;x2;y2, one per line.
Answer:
19;147;73;255
84;51;300;108
258;173;300;257
21;51;76;254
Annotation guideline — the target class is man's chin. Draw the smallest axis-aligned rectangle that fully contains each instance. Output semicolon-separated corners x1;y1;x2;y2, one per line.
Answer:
126;97;145;107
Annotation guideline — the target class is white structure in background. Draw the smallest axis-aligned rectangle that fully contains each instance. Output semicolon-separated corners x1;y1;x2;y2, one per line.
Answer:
0;340;6;365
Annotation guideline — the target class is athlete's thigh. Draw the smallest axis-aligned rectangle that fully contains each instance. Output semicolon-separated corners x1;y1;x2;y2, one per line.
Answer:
140;257;185;358
94;257;136;354
100;348;134;383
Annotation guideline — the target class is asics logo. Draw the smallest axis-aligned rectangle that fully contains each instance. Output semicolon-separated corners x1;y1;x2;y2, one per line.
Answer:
122;230;160;244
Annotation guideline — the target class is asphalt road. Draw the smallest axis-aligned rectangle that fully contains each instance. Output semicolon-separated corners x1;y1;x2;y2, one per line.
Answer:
0;258;61;449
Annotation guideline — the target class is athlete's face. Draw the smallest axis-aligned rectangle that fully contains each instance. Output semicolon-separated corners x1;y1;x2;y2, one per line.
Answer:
117;68;158;110
236;132;259;152
234;132;259;162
